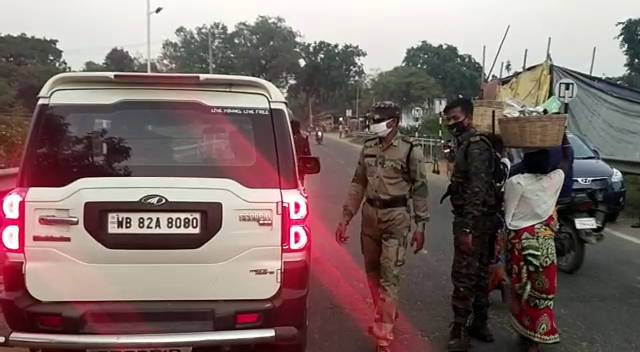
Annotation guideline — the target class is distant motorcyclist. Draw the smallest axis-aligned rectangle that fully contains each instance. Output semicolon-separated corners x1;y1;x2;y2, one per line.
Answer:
315;127;324;145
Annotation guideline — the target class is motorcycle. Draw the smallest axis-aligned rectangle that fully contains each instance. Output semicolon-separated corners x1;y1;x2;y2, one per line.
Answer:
555;189;608;274
315;130;324;145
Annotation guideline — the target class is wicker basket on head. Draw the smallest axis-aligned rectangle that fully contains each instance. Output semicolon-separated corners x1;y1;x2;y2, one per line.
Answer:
473;100;504;134
498;115;568;148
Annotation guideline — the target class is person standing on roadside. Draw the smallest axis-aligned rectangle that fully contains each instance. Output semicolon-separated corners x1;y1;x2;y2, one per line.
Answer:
335;101;429;352
291;120;311;157
504;149;563;352
444;98;500;352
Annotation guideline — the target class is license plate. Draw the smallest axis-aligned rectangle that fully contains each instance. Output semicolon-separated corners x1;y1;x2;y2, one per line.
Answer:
108;212;201;234
575;217;597;230
88;348;192;352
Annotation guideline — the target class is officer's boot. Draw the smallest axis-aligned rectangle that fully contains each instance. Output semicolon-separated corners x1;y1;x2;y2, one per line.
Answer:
467;320;495;343
468;296;494;342
447;322;470;352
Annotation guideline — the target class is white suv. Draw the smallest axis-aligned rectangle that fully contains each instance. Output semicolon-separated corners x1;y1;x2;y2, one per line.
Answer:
0;73;319;352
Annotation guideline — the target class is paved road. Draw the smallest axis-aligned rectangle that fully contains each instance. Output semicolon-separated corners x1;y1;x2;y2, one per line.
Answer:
0;138;638;352
305;135;640;352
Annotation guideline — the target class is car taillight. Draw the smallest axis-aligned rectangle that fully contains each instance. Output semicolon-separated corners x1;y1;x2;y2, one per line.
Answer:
1;188;27;253
235;312;262;327
35;314;64;330
281;191;309;253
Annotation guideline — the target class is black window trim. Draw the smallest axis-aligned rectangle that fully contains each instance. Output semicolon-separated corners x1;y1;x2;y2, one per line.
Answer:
19;96;297;190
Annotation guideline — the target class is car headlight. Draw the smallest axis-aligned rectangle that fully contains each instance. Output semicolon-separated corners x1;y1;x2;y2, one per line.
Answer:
611;168;623;183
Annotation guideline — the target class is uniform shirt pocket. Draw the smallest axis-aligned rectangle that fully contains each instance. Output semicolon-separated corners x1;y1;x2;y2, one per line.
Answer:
383;159;406;181
364;157;377;177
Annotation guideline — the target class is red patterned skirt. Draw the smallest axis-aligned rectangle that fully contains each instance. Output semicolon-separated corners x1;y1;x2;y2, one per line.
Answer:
507;216;560;344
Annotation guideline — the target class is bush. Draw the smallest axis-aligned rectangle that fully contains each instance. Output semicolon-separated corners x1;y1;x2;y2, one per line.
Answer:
0;115;30;168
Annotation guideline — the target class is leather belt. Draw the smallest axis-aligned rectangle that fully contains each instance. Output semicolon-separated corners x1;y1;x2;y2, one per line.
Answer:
366;196;408;209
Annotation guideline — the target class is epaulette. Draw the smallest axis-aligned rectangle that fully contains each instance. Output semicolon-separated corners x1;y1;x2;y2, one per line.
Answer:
400;135;415;145
364;137;378;146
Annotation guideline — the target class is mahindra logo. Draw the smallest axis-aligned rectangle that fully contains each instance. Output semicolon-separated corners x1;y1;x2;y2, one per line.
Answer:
139;195;168;206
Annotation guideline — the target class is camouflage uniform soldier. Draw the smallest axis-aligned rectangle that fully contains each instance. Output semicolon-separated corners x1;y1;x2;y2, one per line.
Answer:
443;98;499;351
335;102;430;352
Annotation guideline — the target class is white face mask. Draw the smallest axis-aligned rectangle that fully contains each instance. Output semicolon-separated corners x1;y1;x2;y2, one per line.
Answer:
369;119;393;137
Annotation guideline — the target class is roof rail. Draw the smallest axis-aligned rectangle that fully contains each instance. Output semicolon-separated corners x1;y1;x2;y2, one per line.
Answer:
38;72;286;102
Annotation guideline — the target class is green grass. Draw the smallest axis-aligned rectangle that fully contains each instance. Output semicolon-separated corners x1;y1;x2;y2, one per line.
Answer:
623;174;640;218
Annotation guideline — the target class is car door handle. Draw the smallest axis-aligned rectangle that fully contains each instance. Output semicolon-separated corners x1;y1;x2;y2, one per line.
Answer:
39;216;79;226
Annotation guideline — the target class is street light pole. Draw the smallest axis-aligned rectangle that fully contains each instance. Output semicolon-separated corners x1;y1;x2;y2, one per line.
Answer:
146;0;163;73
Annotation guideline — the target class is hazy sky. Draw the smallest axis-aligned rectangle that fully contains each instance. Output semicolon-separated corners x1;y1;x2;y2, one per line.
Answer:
1;0;638;77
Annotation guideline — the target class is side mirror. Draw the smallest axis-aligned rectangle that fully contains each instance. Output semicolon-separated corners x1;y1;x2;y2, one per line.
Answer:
298;156;321;175
592;149;601;158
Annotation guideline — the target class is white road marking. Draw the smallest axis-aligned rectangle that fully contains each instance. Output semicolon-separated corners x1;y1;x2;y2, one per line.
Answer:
604;228;640;245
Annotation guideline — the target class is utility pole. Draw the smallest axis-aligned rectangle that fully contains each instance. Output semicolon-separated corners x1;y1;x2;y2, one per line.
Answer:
523;48;528;70
499;61;504;79
481;45;486;83
208;27;214;74
308;98;313;127
546;37;552;60
589;46;597;76
355;84;360;119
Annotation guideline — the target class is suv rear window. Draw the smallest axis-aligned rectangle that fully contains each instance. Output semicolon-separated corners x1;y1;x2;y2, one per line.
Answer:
23;101;286;188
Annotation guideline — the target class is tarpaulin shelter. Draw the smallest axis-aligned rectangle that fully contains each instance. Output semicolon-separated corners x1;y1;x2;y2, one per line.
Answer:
552;66;640;168
488;62;640;172
498;62;552;108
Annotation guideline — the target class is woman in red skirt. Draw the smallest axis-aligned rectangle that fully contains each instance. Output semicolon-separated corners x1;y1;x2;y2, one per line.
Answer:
504;149;563;352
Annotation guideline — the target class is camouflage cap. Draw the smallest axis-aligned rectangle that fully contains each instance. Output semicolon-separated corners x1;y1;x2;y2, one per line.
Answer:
371;101;401;121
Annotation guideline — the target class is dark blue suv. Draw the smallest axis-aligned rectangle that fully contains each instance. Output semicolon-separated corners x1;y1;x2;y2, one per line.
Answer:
568;133;626;221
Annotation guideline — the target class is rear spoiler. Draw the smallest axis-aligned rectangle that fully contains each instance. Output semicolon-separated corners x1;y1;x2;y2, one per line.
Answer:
38;72;286;102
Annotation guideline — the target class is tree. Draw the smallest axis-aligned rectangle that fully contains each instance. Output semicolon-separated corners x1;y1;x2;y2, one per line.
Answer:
160;16;301;87
0;33;68;112
228;16;301;88
371;66;442;107
288;41;366;122
616;18;640;89
403;41;483;99
159;22;233;74
505;60;513;75
82;60;105;71
103;47;137;72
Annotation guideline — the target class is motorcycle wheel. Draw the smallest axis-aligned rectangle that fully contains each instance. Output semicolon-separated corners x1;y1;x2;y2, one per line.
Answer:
556;219;586;274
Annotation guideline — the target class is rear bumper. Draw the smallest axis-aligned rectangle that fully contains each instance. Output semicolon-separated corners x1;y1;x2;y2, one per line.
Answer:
1;258;310;347
2;327;298;349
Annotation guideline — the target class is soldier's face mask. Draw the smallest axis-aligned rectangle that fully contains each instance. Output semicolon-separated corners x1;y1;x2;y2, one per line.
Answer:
369;118;395;137
446;111;470;137
447;119;468;137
